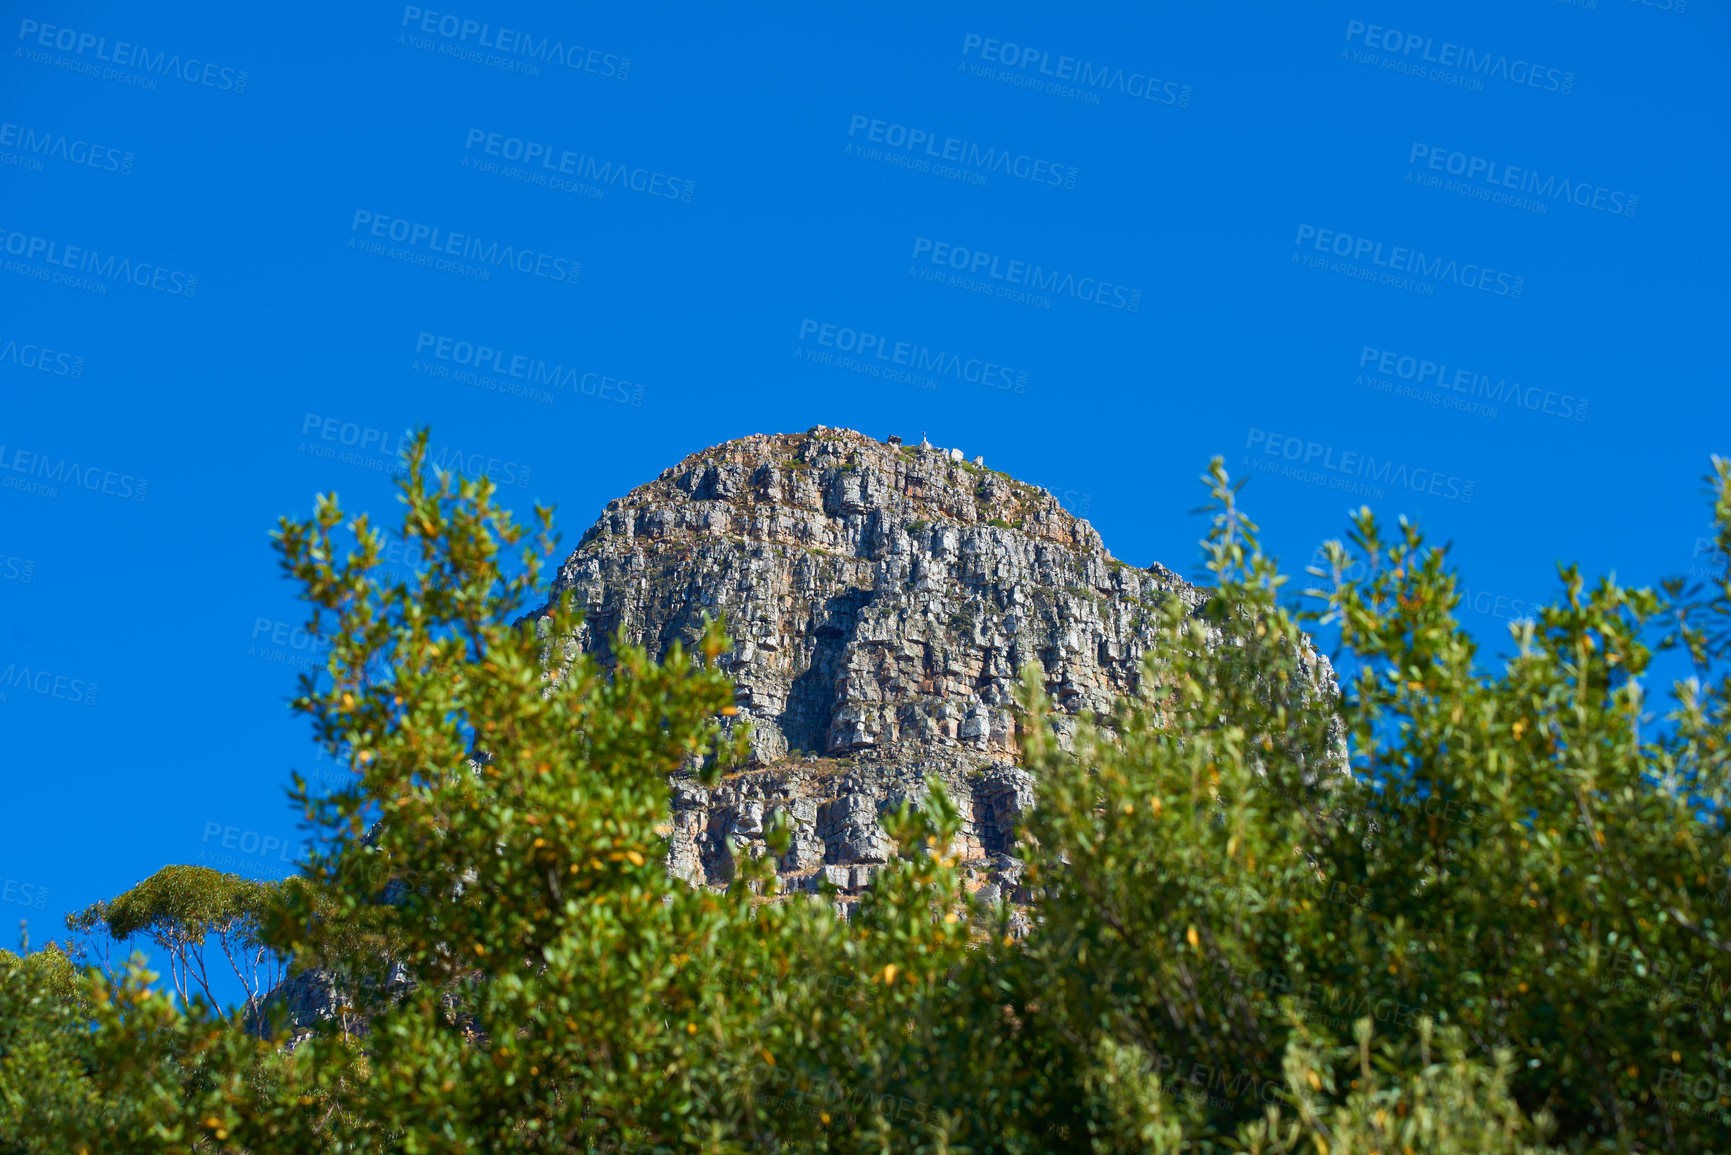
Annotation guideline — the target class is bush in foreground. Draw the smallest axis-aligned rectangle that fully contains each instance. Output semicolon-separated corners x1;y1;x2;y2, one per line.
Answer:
3;438;1728;1152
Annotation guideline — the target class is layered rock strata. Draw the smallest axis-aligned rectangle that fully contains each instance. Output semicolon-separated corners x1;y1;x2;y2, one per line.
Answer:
267;427;1340;1034
525;426;1298;913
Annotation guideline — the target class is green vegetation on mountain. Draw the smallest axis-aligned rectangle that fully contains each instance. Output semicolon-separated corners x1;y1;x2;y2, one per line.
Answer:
3;435;1728;1152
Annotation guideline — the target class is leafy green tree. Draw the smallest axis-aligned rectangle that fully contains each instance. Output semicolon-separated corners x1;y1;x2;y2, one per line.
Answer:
68;867;290;1026
247;431;845;1150
1238;1019;1558;1155
1009;458;1731;1151
0;945;304;1154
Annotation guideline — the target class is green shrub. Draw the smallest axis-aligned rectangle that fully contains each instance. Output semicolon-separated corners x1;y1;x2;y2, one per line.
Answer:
8;443;1730;1152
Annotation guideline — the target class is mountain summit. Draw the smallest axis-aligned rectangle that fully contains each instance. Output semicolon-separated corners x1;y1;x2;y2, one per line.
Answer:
524;426;1235;908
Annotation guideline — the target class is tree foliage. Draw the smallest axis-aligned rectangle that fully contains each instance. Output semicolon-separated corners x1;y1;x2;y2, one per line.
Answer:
3;438;1729;1152
68;867;291;1022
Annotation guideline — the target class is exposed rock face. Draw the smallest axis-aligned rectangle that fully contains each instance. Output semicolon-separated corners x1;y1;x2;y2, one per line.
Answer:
252;961;413;1044
258;427;1340;1038
525;426;1312;910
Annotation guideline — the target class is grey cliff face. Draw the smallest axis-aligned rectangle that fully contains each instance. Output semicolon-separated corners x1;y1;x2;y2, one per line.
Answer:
525;426;1273;912
264;427;1340;1035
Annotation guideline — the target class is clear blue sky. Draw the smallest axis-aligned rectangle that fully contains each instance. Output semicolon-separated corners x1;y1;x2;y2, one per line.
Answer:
3;1;1725;992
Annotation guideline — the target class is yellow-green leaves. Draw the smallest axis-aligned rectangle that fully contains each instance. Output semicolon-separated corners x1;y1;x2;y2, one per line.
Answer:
13;447;1731;1153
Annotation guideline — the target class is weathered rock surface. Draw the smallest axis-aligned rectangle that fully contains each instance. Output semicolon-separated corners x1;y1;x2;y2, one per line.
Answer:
263;426;1339;1035
523;426;1325;908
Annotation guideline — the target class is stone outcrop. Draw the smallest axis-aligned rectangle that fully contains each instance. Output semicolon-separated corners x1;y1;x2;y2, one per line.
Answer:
262;426;1341;1037
524;426;1330;912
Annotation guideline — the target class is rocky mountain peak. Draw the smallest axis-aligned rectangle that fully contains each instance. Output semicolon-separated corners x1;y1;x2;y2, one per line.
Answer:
584;424;1115;554
523;426;1220;907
